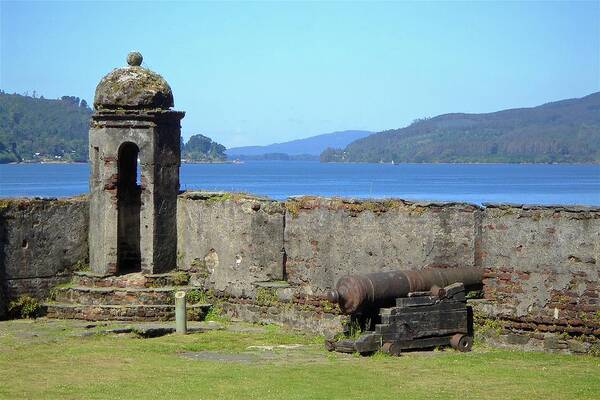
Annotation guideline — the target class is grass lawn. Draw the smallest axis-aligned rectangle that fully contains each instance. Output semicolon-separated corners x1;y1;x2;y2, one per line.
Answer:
0;318;598;400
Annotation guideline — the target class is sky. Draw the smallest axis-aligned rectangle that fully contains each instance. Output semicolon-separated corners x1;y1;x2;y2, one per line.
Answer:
1;1;599;148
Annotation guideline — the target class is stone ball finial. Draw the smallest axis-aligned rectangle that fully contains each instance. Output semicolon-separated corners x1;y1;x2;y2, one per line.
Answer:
127;51;143;67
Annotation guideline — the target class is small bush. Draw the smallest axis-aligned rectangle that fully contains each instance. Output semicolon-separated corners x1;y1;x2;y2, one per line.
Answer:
256;287;278;306
473;311;503;338
466;290;483;300
72;260;90;272
320;300;338;313
204;305;229;323
8;295;42;319
186;289;207;304
47;288;59;301
589;343;600;357
338;316;362;339
190;258;209;279
171;271;189;286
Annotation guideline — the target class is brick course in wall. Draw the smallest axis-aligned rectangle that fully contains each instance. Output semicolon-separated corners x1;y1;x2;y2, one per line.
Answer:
480;204;600;335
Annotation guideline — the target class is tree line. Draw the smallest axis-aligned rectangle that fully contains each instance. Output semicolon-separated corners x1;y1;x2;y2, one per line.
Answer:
0;92;227;164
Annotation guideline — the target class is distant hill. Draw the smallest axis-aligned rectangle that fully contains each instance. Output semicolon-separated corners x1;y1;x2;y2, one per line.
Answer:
230;153;319;161
182;134;226;162
0;92;91;163
226;130;372;158
321;92;600;163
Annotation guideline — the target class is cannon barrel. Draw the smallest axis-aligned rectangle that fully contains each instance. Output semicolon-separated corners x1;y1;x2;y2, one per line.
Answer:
328;268;483;314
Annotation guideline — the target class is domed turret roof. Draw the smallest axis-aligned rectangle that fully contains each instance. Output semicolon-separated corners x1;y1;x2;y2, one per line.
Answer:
93;52;174;110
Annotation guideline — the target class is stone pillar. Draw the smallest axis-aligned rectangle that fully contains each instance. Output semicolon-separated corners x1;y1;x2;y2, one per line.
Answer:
89;52;184;275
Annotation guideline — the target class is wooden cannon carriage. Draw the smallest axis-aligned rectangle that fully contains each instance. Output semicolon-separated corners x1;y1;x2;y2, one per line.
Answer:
325;268;482;356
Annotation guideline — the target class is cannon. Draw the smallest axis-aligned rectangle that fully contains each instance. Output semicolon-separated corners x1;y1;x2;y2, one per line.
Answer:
325;268;483;355
327;268;483;314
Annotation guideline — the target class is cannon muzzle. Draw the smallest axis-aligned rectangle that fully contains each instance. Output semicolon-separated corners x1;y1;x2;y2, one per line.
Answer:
330;268;483;314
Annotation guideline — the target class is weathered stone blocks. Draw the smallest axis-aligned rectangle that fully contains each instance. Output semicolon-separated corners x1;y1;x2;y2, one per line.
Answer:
177;192;285;297
52;286;188;306
0;197;88;301
284;197;479;293
45;303;210;322
220;301;343;336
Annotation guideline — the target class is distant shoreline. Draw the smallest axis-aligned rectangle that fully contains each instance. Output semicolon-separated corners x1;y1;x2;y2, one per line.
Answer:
319;161;600;165
4;160;87;165
2;160;599;166
182;160;244;164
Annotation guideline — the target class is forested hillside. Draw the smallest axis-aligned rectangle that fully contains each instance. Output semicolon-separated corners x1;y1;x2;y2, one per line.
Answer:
321;92;600;163
0;92;91;163
0;92;228;164
182;134;227;162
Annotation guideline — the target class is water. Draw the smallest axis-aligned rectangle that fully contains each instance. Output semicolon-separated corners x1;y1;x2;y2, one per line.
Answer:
0;161;598;205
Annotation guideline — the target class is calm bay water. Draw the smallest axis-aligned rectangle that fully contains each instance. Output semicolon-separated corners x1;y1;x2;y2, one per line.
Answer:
0;161;598;205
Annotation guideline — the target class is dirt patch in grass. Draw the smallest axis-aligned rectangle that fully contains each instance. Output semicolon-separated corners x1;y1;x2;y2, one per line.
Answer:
181;351;259;363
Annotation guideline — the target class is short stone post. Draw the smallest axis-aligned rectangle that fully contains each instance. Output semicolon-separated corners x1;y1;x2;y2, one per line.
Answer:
175;291;187;334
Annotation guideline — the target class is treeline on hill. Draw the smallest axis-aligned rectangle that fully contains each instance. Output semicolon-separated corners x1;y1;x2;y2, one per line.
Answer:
181;134;226;162
0;92;91;163
0;92;227;164
321;92;600;163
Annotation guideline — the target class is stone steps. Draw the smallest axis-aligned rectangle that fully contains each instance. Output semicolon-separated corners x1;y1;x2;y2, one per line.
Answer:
45;271;209;322
72;271;190;288
44;302;211;322
52;286;196;306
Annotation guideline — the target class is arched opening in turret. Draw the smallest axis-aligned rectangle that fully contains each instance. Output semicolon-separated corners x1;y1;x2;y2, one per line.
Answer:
117;142;141;274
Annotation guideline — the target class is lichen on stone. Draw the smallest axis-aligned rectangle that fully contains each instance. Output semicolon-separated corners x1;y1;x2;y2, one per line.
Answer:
181;191;266;203
94;66;173;110
284;196;406;217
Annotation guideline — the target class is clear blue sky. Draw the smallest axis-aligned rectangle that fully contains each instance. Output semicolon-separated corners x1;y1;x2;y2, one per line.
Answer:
1;1;598;147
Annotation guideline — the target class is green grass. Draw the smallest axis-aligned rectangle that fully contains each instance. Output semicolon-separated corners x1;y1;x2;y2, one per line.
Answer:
0;319;598;400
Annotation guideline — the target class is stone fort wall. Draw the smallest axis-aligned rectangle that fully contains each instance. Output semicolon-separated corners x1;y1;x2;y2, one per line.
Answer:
1;192;598;352
0;197;89;318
